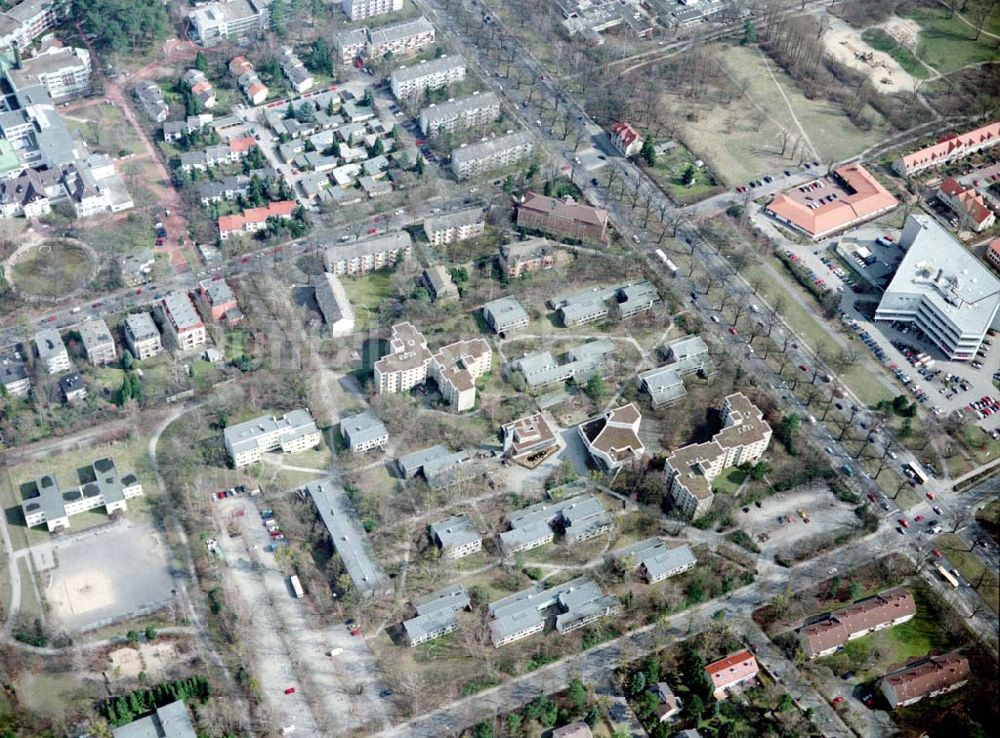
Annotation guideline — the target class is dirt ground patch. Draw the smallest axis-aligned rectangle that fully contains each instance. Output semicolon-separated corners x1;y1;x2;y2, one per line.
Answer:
108;642;179;679
823;18;919;93
735;483;857;555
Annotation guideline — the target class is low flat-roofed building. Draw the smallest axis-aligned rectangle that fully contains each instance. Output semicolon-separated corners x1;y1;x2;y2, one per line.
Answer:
188;0;269;46
10;45;91;101
502;412;558;462
78;318;116;366
705;650;758;700
552;722;593;738
224;409;322;467
879;651;969;709
516;191;609;244
500;494;610;554
307;479;390;597
322;231;412;275
610;538;697;583
340;410;389;453
402;583;469;646
0;346;30;396
551;281;659;327
113;699;197;738
422;265;459;301
60;371;86;403
483;296;530;335
33;327;69;374
313;272;356;337
420;91;500;136
513;338;615;390
161;291;206;351
451;129;533;180
499;237;568;278
639;335;712;407
430;514;482;558
123;312;162;361
578;403;645;471
20;457;143;532
390;55;466;100
876;213;1000;360
423;207;485;245
764;164;898;240
800;588;916;659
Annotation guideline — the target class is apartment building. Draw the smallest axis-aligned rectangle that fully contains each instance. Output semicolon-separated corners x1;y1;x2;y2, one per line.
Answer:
340;410;389;453
343;0;404;21
0;347;30;396
374;321;433;394
313;272;356;337
422;266;459;301
482;296;530;335
516;191;609;243
894;120;1000;176
0;0;64;52
60;371;86;403
513;339;615;390
578;403;645;471
799;588;916;659
879;652;970;709
368;15;435;59
422;207;486;245
499;237;569;278
188;0;270;46
322;231;413;275
334;28;369;64
609;121;642;157
937;177;995;231
161;291;207;351
610;538;697;584
33;328;69;374
402;583;469;646
390;55;465;99
451;130;533;180
988;238;1000;271
396;445;472;489
199;278;239;321
223;409;322;467
9;45;91;101
666;393;772;520
488;577;620;647
123;312;162;361
501;413;558;462
551;281;659;327
705;651;759;700
20;457;143;532
500;495;610;554
430;514;482;559
420;92;500;136
876;214;1000;360
79;318;116;366
638;335;712;407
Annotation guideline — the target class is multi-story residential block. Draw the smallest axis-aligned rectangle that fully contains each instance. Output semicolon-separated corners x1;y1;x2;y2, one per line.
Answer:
0;346;30;396
59;370;86;403
20;457;143;532
429;514;482;559
188;0;270;46
402;583;469;646
512;339;615;390
876;214;1000;360
551;281;659;327
609;121;641;157
516;191;609;243
422;266;459;301
419;92;500;136
368;15;435;59
33;328;69;374
161;291;207;351
578;403;645;471
313;273;356;337
502;413;558;463
390;55;465;100
374;322;433;395
123;312;162;361
499;237;569;278
879;652;969;709
422;207;485;245
280;48;313;93
666;393;772;520
451;130;533;180
894;120;1000;176
340;410;389;453
0;0;65;52
199;278;239;322
224;409;322;467
799;588;916;659
333;27;369;64
322;231;413;275
78;318;116;366
937;176;995;231
217;200;296;240
500;495;610;554
705;651;759;700
343;0;403;21
610;538;697;583
482;296;529;335
488;577;620;647
429;338;492;412
9;45;91;101
638;335;712;407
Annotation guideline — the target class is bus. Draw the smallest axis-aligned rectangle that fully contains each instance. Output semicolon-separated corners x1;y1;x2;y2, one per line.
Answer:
289;575;304;599
936;565;959;588
904;462;929;485
655;249;679;276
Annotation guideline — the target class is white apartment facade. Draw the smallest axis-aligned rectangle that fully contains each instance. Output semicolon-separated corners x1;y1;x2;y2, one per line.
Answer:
390;56;465;99
368;16;435;59
123;312;163;360
343;0;403;21
419;92;500;136
451;130;534;180
161;292;207;351
224;409;323;467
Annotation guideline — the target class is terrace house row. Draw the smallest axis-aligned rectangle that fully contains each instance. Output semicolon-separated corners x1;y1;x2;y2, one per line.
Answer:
799;588;916;659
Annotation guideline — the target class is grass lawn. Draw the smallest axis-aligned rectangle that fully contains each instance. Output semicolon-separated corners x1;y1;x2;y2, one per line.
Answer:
78;211;156;259
63;101;144;157
341;271;396;330
14;672;101;727
935;532;1000;615
712;467;747;496
643;143;722;204
10;240;93;298
860;28;931;78
16;557;41;622
905;4;1000;73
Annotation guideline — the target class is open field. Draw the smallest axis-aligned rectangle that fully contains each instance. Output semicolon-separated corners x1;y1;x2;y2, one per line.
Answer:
904;4;1000;73
341;271;396;330
63;100;144;158
10;240;94;298
935;532;1000;615
643;142;722;205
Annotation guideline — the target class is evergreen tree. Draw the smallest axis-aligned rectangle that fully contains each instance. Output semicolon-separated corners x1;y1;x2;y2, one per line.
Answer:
640;137;656;166
194;51;209;73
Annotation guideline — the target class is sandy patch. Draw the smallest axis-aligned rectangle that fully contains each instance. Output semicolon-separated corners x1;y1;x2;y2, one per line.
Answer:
882;16;921;49
48;570;116;619
108;642;179;680
823;18;917;94
108;647;144;678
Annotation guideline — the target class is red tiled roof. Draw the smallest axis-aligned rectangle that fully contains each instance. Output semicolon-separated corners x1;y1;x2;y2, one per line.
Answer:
191;80;213;95
218;214;245;233
900;121;1000;172
611;121;640;148
247;83;267;98
519;191;609;226
705;650;758;689
939;179;994;226
882;652;969;705
229;137;256;154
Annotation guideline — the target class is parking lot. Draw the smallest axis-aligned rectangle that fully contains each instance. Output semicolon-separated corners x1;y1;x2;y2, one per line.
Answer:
735;484;859;555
